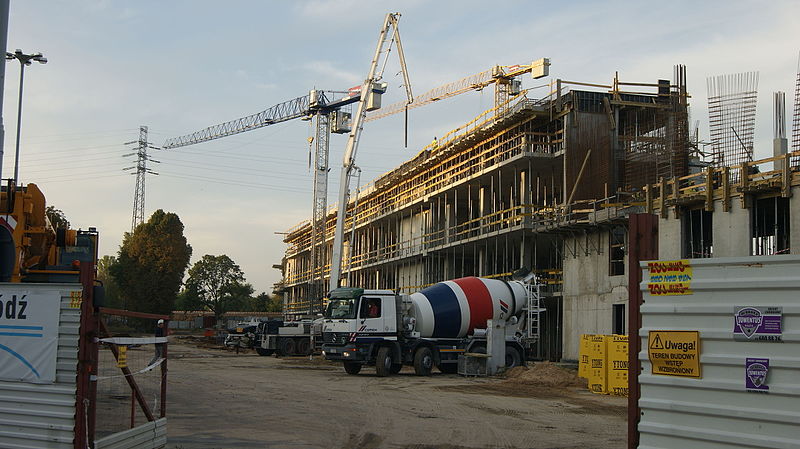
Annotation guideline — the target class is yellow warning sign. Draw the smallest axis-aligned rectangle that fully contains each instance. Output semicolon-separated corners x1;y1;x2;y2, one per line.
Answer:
647;260;693;296
648;330;701;378
116;346;128;369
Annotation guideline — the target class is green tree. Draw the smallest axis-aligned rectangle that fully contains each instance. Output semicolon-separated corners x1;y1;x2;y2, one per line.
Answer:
96;255;123;309
185;254;251;321
46;206;69;229
175;283;204;311
239;291;280;312
110;210;192;315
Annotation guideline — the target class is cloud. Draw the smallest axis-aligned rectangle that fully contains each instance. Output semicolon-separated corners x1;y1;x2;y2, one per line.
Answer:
303;60;361;86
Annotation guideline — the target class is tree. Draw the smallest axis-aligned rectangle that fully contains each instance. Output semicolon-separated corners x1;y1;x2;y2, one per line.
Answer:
46;206;69;229
175;283;204;311
248;292;282;312
110;210;192;315
96;255;123;309
185;254;251;321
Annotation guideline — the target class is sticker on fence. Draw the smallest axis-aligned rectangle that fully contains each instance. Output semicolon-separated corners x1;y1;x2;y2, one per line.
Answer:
648;330;700;378
0;288;62;383
733;306;783;342
745;358;769;393
646;260;692;296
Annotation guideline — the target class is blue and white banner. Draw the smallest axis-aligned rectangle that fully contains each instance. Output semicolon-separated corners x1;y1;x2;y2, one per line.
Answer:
0;288;62;384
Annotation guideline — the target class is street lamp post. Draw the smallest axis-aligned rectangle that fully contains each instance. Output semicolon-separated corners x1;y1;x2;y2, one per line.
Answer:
5;49;46;186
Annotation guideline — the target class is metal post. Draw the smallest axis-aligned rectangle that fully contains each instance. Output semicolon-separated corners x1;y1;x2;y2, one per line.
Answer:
13;62;23;185
0;0;9;182
627;213;658;449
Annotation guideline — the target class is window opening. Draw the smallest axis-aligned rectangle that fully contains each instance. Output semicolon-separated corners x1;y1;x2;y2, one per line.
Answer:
612;303;626;335
752;197;790;255
609;226;626;276
683;208;713;258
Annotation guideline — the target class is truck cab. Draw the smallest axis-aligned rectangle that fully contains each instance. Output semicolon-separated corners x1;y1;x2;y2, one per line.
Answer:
321;288;402;375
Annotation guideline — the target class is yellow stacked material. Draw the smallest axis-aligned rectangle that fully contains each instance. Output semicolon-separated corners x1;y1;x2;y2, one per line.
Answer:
588;334;607;394
606;334;629;397
578;334;592;378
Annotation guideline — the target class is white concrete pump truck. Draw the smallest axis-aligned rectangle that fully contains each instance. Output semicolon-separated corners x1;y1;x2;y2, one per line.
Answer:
321;276;539;376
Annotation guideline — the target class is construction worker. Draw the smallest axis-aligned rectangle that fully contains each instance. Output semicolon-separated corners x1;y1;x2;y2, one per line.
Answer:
149;319;166;366
431;136;438;150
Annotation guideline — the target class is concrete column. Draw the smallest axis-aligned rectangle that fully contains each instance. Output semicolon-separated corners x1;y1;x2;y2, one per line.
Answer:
658;216;682;259
714;200;751;257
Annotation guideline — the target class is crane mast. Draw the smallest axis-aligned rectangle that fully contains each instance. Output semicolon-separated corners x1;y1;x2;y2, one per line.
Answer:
329;12;412;291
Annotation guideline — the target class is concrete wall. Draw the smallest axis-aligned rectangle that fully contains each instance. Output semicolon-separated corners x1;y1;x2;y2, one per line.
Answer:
561;230;627;361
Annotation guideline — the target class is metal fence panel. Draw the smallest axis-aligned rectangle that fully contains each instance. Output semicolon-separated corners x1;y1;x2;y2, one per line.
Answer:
94;418;167;449
638;256;800;449
0;283;82;449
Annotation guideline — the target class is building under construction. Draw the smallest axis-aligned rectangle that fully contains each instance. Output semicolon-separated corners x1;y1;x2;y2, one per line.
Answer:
277;65;800;361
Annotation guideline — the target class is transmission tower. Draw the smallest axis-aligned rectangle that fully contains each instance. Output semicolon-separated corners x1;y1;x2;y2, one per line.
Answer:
123;126;160;231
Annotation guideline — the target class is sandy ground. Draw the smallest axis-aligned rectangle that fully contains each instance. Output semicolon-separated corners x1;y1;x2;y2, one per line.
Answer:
160;339;626;449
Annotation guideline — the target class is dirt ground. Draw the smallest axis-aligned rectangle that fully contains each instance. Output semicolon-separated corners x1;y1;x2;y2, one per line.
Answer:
163;339;627;449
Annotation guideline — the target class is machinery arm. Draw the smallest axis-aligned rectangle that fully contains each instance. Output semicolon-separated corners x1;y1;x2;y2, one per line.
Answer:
365;59;550;122
329;12;410;291
161;89;374;149
163;95;312;149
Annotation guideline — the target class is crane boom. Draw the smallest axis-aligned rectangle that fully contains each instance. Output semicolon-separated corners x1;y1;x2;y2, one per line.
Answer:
329;12;411;291
161;88;385;149
365;59;550;122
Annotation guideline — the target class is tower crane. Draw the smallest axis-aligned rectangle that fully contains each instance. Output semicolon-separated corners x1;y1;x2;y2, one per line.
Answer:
162;87;387;309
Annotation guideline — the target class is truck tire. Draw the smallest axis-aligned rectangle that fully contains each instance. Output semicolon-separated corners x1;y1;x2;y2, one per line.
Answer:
297;338;311;355
390;363;402;374
505;346;522;368
255;347;274;357
375;346;393;377
279;338;296;356
413;347;433;376
343;362;362;375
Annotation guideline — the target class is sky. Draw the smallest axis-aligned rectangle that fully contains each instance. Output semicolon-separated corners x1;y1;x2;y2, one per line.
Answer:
2;0;799;295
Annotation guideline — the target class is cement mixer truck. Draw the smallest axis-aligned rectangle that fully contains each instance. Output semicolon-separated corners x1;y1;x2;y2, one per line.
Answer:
321;276;536;376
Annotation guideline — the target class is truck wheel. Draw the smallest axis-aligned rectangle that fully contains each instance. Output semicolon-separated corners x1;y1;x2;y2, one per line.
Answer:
343;362;362;375
375;346;393;377
413;347;433;376
297;338;311;355
390;363;402;374
279;338;296;356
505;346;522;368
255;347;274;357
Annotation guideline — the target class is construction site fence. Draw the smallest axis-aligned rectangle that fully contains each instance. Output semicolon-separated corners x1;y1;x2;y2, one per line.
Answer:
579;334;628;397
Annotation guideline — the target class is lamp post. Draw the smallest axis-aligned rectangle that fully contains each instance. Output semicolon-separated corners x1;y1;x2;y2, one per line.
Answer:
5;49;46;186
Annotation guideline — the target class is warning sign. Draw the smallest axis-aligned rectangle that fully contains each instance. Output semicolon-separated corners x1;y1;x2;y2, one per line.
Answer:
648;330;701;378
646;260;692;296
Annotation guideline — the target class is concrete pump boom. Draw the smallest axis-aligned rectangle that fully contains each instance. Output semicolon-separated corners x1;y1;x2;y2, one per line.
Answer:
329;12;412;292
